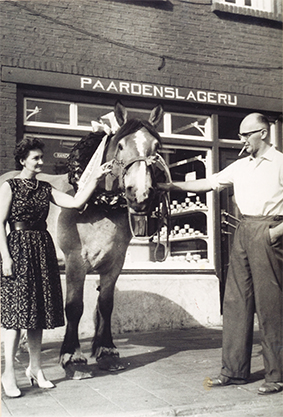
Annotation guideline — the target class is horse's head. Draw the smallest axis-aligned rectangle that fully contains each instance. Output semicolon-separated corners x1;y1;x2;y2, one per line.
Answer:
108;102;164;213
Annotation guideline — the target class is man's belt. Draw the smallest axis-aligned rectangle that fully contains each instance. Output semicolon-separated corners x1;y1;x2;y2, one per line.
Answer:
242;215;283;222
273;215;283;221
10;221;47;231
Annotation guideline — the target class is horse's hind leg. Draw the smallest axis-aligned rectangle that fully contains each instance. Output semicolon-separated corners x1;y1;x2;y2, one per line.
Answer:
60;251;91;379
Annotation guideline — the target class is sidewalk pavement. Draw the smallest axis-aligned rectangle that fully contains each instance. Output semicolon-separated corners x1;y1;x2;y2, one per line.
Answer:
1;327;282;417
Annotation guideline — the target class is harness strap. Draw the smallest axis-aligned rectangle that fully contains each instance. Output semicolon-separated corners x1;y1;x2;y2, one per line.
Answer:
122;156;158;175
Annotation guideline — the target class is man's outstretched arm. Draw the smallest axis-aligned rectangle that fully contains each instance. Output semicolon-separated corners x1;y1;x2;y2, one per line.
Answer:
158;178;213;193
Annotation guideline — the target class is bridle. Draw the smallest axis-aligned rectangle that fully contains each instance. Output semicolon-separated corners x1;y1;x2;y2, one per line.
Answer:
111;146;171;261
111;146;159;184
111;152;164;208
119;155;159;180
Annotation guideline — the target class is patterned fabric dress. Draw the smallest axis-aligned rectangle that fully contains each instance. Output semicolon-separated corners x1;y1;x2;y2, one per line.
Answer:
0;178;64;330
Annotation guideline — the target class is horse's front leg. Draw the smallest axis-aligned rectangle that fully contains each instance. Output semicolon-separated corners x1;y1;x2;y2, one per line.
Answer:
92;272;125;371
60;251;91;379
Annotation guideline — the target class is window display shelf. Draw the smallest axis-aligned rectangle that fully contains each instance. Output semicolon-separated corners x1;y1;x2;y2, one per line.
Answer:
153;234;209;243
148;145;214;269
170;208;208;217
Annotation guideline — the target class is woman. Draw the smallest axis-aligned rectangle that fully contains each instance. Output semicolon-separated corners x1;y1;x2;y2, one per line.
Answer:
0;137;111;397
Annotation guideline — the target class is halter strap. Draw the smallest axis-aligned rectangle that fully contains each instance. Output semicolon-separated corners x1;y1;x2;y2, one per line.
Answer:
122;155;157;171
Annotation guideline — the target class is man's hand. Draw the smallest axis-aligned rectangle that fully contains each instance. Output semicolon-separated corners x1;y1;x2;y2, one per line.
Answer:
157;182;173;192
269;226;282;245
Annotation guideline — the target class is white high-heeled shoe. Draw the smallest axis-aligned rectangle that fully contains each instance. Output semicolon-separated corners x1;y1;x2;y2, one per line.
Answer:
1;375;21;398
25;367;55;389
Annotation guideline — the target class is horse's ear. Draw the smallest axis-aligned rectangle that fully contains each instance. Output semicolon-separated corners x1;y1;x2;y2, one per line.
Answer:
148;104;164;128
114;101;127;126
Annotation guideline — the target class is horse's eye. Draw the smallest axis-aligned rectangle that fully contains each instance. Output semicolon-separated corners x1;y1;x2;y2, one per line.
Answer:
118;143;123;151
154;142;160;153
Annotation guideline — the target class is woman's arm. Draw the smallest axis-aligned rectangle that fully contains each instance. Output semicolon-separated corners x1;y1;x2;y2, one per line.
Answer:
50;162;112;210
158;178;213;193
0;182;14;276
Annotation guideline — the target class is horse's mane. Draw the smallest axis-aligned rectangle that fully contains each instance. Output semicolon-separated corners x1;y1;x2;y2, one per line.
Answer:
67;118;162;192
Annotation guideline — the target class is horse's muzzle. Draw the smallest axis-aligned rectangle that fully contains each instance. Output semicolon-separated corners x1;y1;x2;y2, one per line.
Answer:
125;187;155;213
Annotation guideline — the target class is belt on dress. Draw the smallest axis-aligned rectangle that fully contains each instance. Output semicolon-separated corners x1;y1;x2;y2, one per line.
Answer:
10;221;47;231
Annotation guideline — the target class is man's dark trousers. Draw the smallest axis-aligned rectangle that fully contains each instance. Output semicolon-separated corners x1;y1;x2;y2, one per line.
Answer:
221;215;283;383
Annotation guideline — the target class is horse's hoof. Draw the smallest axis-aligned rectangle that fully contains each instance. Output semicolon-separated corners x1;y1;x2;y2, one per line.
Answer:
97;355;126;372
65;363;94;380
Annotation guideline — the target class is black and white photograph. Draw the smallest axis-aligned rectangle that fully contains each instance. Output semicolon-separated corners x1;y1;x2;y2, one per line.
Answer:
0;1;282;416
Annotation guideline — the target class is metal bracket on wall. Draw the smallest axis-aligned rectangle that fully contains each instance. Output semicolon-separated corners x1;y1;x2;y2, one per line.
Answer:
221;210;240;234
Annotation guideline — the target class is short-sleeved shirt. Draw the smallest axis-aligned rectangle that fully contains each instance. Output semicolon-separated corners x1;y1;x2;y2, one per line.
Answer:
208;146;283;216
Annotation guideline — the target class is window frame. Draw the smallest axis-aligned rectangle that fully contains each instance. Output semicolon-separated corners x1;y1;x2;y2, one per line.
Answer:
212;0;281;21
24;97;212;141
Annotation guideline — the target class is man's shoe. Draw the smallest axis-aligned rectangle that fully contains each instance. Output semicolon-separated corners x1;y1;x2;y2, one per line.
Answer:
258;382;283;395
207;374;247;387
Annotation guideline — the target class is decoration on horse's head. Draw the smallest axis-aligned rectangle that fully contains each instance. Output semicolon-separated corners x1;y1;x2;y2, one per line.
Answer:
67;101;167;211
91;111;120;136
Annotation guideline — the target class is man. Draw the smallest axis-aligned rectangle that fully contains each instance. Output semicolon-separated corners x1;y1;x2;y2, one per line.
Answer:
159;113;283;395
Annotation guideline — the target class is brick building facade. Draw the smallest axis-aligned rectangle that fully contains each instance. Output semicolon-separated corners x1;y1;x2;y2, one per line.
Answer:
0;0;282;328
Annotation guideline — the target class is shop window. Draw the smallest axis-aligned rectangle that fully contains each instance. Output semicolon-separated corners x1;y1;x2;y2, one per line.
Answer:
25;99;70;125
213;0;273;12
24;99;165;133
24;98;210;141
218;115;243;140
124;145;215;271
170;114;210;138
212;0;281;20
163;113;211;140
77;104;113;127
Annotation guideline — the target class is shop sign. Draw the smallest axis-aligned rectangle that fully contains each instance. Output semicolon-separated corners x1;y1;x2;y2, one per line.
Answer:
80;78;237;106
2;67;282;112
54;152;69;159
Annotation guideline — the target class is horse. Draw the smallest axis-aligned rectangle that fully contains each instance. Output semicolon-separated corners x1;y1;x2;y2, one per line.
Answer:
0;102;168;378
62;101;171;379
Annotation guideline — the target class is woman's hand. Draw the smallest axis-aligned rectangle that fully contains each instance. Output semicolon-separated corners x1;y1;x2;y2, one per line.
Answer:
2;256;14;278
51;161;114;210
94;160;113;182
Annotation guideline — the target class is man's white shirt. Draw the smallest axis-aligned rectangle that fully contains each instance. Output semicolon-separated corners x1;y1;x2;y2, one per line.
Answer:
208;146;283;216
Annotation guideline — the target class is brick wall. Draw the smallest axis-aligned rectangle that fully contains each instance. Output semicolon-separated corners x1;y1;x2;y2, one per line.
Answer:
0;0;282;173
0;82;17;172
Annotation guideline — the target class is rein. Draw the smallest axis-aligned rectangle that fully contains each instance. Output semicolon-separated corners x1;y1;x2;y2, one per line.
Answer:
153;191;171;262
127;190;171;262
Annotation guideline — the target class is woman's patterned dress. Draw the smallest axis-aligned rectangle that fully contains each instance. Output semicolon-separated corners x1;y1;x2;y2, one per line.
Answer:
0;178;64;330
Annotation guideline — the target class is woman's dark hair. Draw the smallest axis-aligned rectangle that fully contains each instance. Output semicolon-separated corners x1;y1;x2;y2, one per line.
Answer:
14;137;45;168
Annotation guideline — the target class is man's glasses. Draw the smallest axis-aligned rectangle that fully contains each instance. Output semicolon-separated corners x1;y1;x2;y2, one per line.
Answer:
238;129;263;140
